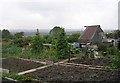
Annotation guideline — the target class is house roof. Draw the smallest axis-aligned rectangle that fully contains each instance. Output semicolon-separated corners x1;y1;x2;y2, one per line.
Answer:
79;25;103;43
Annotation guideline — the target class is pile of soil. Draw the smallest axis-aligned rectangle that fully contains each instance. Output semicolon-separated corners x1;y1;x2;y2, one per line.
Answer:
26;65;119;82
2;58;44;73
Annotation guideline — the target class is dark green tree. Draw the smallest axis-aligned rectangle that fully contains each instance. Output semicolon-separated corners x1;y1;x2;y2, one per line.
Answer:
43;35;52;43
56;28;69;59
14;32;24;39
13;32;24;47
31;29;43;54
13;38;24;47
2;29;12;39
106;30;120;39
105;32;114;38
49;26;63;36
114;30;120;39
67;33;80;43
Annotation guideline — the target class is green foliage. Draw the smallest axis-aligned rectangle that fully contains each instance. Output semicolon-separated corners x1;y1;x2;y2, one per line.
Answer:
43;35;52;43
13;38;24;47
2;45;22;54
2;73;38;82
49;26;63;36
113;30;120;39
56;28;69;59
87;49;94;60
14;32;24;38
106;30;120;39
22;36;32;47
31;29;43;54
13;36;32;47
72;48;81;54
97;42;107;52
67;33;80;43
2;29;12;40
107;47;117;55
105;32;114;38
110;50;120;69
106;47;120;69
40;47;58;61
68;43;81;54
13;32;25;47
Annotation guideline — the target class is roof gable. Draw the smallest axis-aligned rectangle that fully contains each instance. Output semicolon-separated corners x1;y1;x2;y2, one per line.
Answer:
79;25;103;43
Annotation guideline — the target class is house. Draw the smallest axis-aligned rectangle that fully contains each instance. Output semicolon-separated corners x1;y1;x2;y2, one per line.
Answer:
78;25;107;47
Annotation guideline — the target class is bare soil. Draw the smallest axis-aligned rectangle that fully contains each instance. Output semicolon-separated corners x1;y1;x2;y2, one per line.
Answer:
70;57;112;66
2;57;44;73
26;65;119;82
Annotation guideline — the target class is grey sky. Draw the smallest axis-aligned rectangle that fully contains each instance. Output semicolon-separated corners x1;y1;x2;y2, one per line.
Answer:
0;0;119;30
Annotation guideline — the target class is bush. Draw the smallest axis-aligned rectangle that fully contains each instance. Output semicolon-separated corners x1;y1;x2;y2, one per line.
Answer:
2;45;22;54
107;47;117;55
97;42;107;52
41;47;58;61
56;28;69;59
31;29;43;54
111;51;120;69
71;47;81;54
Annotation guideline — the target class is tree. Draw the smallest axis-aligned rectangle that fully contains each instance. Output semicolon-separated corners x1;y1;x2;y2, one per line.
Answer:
2;29;12;39
105;32;114;38
14;32;24;39
67;33;80;43
56;28;69;59
49;26;63;45
13;38;24;47
49;26;63;36
43;35;52;43
106;30;120;39
31;29;43;54
113;30;120;39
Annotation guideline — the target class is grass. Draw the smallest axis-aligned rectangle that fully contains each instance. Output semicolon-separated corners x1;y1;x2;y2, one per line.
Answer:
2;73;39;82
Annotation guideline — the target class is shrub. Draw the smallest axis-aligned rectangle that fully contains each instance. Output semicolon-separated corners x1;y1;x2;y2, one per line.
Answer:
71;47;81;54
111;51;120;69
56;28;69;59
107;47;117;55
97;42;107;52
41;47;58;61
2;45;22;54
31;29;43;54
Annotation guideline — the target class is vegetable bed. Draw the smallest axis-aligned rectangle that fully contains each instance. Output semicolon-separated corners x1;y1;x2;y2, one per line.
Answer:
70;57;112;66
2;58;44;73
26;65;119;82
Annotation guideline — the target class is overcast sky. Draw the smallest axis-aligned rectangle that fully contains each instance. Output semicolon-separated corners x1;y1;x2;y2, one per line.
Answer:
0;0;119;31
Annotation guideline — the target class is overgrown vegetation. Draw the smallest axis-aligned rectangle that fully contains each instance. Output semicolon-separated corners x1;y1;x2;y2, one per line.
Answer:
2;28;120;69
2;27;81;61
106;47;120;69
31;29;43;55
56;28;69;59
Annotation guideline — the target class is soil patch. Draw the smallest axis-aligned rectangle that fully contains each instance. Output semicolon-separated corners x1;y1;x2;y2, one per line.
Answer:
2;58;44;73
26;65;119;82
70;57;112;66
